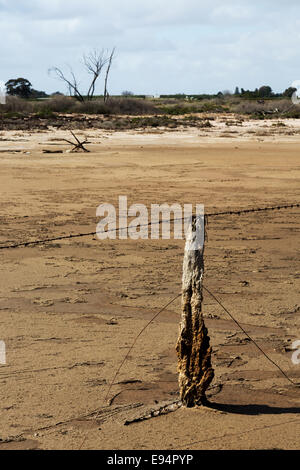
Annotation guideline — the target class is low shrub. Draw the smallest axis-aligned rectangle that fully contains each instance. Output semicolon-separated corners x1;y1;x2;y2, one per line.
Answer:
42;95;75;113
108;98;158;115
0;96;33;114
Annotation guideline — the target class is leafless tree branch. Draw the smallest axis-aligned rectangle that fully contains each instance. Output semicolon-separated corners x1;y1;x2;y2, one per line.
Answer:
49;48;115;103
62;131;90;152
83;49;108;100
104;47;115;103
48;66;85;102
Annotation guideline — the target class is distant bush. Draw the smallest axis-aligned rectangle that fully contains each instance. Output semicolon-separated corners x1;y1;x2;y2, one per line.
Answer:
283;87;297;98
107;98;158;115
162;105;195;115
233;101;264;114
160;94;187;99
40;95;74;113
160;100;228;115
71;100;111;115
0;95;33;114
44;97;158;115
34;107;56;119
2;94;299;122
1;96;159;116
198;100;229;113
127;116;169;127
122;91;134;97
232;99;292;115
284;107;300;118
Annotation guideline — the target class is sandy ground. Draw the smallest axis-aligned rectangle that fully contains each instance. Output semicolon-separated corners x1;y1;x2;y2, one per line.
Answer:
0;117;299;450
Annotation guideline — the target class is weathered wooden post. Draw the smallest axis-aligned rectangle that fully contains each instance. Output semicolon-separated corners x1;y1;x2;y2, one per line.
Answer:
176;214;214;407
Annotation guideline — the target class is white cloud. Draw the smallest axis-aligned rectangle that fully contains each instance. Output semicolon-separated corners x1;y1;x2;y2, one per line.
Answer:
0;0;299;94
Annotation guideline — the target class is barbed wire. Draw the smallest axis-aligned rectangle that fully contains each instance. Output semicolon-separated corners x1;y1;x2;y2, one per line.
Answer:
0;202;298;251
203;286;299;388
0;199;298;449
103;284;299;410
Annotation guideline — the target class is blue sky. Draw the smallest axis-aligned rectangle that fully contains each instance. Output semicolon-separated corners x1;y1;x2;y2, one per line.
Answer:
1;0;300;95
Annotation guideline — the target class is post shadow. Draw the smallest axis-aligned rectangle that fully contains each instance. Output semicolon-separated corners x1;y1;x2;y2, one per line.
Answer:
206;400;300;416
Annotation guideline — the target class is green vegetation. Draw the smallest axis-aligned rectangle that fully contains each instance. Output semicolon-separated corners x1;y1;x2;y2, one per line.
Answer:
1;81;300;129
5;78;48;99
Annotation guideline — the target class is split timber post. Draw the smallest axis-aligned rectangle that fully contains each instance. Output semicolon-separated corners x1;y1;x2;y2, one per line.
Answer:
176;214;214;407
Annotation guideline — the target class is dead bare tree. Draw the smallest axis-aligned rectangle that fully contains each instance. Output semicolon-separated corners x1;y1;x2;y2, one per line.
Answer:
104;47;115;103
49;65;85;102
49;48;115;102
84;49;108;100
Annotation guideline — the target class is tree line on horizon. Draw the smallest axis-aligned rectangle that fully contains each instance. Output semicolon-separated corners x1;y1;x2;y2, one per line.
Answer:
5;78;297;101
